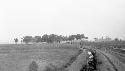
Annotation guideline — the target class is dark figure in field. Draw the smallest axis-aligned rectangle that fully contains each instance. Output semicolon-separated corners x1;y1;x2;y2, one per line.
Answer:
14;38;18;44
21;40;23;44
29;61;38;71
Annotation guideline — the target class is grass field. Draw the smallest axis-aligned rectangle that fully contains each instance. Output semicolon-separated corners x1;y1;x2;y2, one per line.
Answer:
0;42;125;71
0;43;80;71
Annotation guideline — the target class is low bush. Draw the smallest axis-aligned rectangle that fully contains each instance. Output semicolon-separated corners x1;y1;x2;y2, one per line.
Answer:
29;61;38;71
43;63;68;71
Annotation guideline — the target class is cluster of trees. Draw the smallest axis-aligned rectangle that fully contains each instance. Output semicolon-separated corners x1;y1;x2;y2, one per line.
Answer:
14;34;88;44
114;38;122;41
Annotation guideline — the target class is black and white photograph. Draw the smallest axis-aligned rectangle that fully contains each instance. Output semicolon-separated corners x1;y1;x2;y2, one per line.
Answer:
0;0;125;71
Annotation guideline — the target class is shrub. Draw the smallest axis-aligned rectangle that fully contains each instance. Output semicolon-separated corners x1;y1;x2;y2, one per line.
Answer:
43;63;68;71
29;61;38;71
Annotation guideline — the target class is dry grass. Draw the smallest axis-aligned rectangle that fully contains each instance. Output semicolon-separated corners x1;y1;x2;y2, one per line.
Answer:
0;43;80;71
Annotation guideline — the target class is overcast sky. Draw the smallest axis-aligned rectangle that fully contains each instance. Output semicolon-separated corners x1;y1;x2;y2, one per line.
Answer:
0;0;125;43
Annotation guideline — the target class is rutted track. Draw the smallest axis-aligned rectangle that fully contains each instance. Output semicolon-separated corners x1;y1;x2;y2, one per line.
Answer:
66;47;101;71
67;46;125;71
94;48;118;71
83;46;125;71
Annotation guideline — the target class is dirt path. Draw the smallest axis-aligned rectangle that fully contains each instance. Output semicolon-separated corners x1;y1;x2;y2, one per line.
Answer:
67;49;88;71
88;47;125;71
96;49;125;71
94;48;118;71
66;46;125;71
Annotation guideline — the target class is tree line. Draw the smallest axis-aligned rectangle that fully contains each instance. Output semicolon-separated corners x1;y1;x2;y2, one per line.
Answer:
14;34;88;44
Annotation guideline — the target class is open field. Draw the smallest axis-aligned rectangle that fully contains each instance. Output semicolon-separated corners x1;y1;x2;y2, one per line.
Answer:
0;43;80;71
0;42;125;71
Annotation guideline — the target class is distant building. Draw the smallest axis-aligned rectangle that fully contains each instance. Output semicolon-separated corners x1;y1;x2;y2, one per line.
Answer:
94;36;112;42
60;38;88;44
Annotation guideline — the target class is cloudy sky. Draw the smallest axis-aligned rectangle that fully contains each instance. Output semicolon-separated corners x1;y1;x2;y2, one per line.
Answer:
0;0;125;43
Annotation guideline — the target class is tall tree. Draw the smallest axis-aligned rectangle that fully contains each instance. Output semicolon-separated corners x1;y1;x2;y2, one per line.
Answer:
80;34;85;39
14;38;18;44
42;34;49;42
114;38;119;41
22;36;32;44
48;34;58;43
75;34;81;40
68;35;75;41
34;36;42;43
